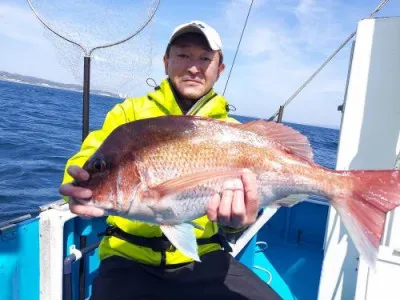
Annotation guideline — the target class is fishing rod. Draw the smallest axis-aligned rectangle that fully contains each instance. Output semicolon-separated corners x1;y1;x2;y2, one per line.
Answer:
223;0;255;97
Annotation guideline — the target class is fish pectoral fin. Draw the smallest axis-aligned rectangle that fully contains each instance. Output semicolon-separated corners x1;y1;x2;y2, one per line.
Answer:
272;194;308;207
160;224;200;262
150;169;243;199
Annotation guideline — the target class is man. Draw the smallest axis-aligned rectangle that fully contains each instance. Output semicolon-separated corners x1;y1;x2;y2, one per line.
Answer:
60;21;281;300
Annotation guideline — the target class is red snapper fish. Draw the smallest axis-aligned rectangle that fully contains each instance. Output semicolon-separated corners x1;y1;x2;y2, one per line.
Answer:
73;115;400;266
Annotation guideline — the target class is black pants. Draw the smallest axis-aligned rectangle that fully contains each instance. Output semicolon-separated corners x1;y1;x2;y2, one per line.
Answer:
91;250;281;300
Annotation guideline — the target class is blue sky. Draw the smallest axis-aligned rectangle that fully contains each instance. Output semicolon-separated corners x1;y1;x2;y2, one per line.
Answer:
1;0;400;128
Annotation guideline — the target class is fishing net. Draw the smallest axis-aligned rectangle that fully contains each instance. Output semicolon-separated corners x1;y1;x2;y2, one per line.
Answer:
27;0;159;97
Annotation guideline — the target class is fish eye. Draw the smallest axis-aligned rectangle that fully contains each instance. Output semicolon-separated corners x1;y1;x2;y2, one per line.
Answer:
92;158;107;173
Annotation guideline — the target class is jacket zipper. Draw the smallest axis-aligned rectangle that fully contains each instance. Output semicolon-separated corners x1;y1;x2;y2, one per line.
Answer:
186;93;218;116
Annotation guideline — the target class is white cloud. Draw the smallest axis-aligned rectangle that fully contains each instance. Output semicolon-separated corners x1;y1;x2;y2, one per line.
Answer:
0;3;47;47
0;2;78;83
214;0;368;127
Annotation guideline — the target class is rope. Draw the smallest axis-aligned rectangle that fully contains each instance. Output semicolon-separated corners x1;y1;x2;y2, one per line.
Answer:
253;266;273;284
267;0;390;121
253;241;272;284
223;0;255;96
146;78;158;88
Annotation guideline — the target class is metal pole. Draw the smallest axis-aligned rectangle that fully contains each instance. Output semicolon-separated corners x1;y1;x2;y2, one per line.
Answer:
79;236;87;300
80;57;90;298
277;106;284;123
82;56;91;142
63;241;101;300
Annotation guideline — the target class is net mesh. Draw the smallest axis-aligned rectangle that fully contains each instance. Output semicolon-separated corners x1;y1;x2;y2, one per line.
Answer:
29;0;157;97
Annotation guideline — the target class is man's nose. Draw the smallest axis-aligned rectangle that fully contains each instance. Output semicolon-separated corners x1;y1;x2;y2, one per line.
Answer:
187;63;201;74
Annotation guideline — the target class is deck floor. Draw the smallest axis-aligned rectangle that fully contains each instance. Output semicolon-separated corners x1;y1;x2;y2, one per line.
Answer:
252;235;324;300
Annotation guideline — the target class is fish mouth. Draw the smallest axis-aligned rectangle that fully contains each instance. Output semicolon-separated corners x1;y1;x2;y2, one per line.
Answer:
73;197;94;206
72;172;105;189
72;180;89;188
71;180;95;205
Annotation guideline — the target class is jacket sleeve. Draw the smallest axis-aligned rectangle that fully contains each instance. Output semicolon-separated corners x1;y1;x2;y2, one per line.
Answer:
61;100;134;186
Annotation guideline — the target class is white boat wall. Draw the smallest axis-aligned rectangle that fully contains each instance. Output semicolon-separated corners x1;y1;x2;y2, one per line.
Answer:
318;17;400;300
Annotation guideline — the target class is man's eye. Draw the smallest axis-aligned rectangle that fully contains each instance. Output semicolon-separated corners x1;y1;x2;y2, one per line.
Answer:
177;54;189;59
200;57;212;62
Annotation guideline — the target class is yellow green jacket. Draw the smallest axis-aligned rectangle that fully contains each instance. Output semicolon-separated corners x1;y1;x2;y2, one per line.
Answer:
62;78;238;265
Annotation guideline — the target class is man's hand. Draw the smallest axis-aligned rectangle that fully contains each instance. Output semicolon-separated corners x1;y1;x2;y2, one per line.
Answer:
59;166;105;218
207;170;259;228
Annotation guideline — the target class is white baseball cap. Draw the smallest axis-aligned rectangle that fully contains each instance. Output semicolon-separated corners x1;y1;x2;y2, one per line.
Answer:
168;21;223;51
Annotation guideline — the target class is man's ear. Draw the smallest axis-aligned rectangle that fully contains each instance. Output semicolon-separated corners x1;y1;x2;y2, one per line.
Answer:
217;63;225;81
163;55;169;75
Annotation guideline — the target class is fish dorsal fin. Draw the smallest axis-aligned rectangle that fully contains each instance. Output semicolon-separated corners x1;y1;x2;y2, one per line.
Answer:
239;120;314;162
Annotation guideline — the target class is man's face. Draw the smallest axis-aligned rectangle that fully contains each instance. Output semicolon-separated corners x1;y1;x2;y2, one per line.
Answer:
163;34;225;100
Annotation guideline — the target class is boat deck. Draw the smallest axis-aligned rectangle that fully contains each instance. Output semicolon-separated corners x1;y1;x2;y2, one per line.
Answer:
242;201;329;299
0;200;329;299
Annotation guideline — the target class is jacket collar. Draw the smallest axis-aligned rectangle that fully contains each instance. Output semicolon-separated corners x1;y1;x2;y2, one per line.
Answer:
147;78;229;118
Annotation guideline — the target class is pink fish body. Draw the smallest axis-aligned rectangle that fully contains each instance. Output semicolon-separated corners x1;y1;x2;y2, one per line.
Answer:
75;116;400;265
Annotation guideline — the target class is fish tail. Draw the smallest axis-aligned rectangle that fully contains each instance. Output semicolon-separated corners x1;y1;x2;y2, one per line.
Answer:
332;170;400;268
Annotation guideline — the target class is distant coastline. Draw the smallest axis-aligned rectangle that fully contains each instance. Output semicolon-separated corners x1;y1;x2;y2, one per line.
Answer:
0;70;121;98
0;71;339;129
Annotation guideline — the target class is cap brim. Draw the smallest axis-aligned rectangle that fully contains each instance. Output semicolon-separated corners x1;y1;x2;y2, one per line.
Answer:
169;25;221;51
